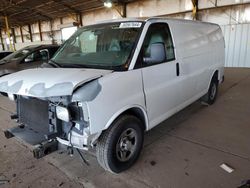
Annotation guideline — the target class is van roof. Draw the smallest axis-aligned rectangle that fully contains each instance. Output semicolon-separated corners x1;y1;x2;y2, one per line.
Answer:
95;17;218;27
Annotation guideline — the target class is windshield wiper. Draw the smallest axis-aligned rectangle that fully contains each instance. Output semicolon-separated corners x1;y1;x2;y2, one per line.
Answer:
61;63;90;68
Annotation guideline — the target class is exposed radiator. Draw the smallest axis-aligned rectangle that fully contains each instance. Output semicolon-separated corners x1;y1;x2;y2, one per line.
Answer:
18;97;50;135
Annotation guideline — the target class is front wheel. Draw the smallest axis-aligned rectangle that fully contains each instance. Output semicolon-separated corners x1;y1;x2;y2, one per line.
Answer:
96;115;144;173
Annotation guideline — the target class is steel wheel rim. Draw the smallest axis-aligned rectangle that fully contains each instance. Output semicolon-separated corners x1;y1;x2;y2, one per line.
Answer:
210;83;217;100
116;128;137;162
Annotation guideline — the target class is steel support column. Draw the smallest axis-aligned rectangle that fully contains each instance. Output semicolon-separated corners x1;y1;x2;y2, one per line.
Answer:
191;0;199;20
28;24;33;42
11;28;16;51
113;3;127;18
4;16;14;51
20;26;24;43
38;21;43;41
0;29;5;51
79;13;83;27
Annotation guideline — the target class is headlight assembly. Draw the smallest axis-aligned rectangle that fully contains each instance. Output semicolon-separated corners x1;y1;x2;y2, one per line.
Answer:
56;106;70;122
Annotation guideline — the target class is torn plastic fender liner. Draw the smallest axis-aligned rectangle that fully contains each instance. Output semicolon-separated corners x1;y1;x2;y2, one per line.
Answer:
72;79;102;102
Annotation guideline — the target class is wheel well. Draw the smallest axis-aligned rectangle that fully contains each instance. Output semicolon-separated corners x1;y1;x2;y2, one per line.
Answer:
213;70;219;82
93;107;147;146
120;107;147;131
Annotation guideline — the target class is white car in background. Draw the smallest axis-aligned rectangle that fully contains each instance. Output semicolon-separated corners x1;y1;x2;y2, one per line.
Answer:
0;17;224;173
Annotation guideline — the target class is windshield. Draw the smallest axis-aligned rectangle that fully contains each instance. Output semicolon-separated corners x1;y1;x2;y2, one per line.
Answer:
2;48;31;62
52;22;144;70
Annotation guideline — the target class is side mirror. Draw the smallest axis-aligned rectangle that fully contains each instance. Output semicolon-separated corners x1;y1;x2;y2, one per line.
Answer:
143;43;166;64
24;58;33;63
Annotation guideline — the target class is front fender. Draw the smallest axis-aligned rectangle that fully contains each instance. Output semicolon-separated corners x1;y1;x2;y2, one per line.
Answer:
72;79;102;102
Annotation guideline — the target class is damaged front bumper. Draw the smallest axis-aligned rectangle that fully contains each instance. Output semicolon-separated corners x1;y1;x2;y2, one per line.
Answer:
3;94;93;158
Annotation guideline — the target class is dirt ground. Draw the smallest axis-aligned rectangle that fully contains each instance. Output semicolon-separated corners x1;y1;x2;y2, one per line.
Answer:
0;68;250;188
0;111;83;187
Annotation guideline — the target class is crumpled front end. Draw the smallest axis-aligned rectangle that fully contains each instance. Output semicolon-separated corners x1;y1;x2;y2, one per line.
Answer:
0;68;111;158
4;94;92;158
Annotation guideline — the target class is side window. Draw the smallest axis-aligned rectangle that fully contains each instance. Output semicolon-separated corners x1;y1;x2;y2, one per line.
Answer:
25;52;36;63
24;50;48;63
142;23;175;65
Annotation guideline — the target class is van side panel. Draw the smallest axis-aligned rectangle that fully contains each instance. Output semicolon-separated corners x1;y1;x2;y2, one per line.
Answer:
167;20;224;105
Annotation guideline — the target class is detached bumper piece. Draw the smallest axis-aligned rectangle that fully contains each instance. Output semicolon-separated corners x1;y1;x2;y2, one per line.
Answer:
33;140;58;159
4;130;14;139
4;127;59;159
4;126;48;145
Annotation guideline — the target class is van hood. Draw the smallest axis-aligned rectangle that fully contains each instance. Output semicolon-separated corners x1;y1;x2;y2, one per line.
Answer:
0;68;112;97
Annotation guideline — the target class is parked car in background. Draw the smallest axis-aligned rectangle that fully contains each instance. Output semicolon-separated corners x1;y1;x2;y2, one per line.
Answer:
0;44;59;77
0;51;13;60
0;18;224;173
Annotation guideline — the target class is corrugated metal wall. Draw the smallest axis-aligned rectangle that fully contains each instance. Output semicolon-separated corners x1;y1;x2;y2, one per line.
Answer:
221;24;250;67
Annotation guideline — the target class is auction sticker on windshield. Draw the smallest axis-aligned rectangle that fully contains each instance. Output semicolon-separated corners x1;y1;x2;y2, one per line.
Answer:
119;22;142;28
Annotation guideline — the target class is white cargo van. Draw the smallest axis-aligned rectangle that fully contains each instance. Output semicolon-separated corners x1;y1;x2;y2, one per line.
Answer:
0;18;224;173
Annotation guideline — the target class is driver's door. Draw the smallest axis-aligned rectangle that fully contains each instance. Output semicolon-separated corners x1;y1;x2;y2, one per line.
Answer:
140;23;183;129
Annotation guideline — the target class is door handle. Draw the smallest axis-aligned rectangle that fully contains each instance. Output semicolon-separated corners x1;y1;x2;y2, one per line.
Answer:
176;63;180;76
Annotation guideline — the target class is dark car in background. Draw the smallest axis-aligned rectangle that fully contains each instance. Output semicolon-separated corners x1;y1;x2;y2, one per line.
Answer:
0;51;13;60
0;44;59;77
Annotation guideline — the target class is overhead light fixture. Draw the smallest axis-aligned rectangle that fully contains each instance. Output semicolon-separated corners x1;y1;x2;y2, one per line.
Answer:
104;1;112;8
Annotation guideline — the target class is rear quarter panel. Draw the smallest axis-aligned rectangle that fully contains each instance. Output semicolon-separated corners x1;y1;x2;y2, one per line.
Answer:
167;20;224;102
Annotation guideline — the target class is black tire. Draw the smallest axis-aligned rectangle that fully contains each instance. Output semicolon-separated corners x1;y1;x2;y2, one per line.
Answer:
202;75;218;105
96;115;144;173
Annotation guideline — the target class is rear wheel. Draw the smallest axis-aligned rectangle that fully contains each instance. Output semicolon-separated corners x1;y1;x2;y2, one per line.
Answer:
202;75;218;105
96;115;144;173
